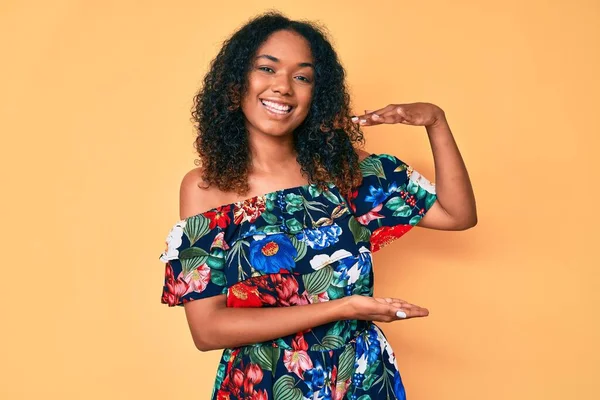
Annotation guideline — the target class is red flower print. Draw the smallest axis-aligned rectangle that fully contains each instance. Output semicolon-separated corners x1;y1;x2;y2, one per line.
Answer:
243;363;264;395
371;224;413;252
227;281;264;308
356;203;384;225
182;263;211;296
344;189;359;213
261;274;309;307
250;389;268;400
283;332;313;379
161;262;190;306
205;205;231;229
221;362;264;399
233;197;266;225
216;390;231;400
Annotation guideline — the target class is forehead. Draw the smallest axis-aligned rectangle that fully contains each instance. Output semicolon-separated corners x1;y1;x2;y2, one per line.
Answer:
255;30;313;63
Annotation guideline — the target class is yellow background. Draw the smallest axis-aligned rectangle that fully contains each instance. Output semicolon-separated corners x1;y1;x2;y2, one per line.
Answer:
1;0;598;399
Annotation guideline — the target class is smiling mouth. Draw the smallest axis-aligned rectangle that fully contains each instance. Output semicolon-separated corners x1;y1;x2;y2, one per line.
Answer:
260;99;294;115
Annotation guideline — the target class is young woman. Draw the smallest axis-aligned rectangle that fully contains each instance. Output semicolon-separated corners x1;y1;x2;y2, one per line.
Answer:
159;12;476;400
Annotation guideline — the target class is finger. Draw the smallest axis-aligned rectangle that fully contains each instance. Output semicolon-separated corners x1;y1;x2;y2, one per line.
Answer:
403;306;430;318
367;105;397;123
369;105;396;116
378;108;409;124
371;112;401;124
357;116;383;127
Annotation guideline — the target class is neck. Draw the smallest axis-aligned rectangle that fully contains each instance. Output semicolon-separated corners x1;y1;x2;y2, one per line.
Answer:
247;131;297;174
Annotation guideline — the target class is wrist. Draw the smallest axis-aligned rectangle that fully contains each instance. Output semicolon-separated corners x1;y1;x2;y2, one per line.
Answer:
336;296;353;320
428;110;447;129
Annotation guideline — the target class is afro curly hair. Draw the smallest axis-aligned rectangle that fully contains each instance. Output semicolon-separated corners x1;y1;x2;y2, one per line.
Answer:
191;11;365;198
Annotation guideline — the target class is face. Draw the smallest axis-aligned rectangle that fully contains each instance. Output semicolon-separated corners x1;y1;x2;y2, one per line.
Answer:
240;30;315;138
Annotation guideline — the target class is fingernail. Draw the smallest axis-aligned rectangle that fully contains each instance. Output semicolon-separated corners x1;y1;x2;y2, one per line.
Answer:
396;310;407;319
351;116;358;123
360;119;367;124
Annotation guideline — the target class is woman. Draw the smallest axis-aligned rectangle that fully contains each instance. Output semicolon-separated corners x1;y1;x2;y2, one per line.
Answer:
159;12;477;400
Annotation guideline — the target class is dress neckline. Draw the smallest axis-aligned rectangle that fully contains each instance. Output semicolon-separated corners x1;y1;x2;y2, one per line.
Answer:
181;153;377;222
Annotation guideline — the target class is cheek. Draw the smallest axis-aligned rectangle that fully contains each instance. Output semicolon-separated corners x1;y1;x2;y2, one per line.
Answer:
297;88;313;112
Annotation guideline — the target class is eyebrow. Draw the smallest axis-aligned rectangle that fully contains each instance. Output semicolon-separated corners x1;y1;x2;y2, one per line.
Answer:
255;54;314;69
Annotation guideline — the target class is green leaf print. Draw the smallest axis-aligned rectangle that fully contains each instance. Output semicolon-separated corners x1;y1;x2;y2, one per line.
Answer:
392;205;413;218
326;285;345;300
349;217;372;244
210;270;226;286
310;335;345;351
359;157;385;179
409;215;422;226
179;246;209;259
337;345;356;382
365;359;381;377
384;197;405;211
275;338;293;350
362;374;377;391
285;218;303;234
183;215;210;245
326;321;345;337
273;375;303;400
380;154;397;163
266;198;275;212
426;192;437;209
308;185;322;198
322;189;339;204
304;266;333;295
249;346;280;372
213;364;226;396
284;193;304;214
261;211;278;225
290;235;307;262
416;186;428;200
206;248;226;270
356;395;372;400
407;179;419;195
263;225;281;234
180;256;208;275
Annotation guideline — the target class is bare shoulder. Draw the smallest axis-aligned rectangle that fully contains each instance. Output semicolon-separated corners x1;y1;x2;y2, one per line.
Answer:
179;167;217;220
354;147;372;162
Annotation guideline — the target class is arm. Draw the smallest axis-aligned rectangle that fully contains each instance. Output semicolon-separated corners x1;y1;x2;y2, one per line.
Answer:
419;111;478;230
184;295;428;351
184;295;348;351
358;103;478;231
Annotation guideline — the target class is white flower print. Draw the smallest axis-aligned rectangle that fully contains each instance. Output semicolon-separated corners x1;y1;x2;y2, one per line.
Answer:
408;168;436;194
159;220;186;263
309;249;353;270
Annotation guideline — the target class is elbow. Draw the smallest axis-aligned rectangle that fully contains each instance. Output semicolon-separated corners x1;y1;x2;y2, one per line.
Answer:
192;332;219;352
194;338;217;352
455;215;478;230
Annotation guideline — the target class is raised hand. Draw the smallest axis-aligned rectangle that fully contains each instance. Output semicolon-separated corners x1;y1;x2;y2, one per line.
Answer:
352;102;445;128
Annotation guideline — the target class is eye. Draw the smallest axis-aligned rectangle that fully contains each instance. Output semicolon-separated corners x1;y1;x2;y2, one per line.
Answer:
258;66;274;73
295;76;312;83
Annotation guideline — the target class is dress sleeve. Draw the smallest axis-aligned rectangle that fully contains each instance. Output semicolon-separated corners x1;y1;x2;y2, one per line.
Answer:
159;215;229;307
350;154;438;252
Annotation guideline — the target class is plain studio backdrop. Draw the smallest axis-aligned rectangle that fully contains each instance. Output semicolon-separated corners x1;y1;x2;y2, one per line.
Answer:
0;1;598;399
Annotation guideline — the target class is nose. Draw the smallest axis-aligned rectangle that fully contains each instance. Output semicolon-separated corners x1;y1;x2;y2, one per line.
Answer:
271;73;293;96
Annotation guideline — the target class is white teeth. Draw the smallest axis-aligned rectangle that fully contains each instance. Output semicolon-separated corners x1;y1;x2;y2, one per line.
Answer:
261;100;292;114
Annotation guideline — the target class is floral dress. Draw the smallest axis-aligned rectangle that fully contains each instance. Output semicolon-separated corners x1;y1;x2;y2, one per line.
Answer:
159;153;437;400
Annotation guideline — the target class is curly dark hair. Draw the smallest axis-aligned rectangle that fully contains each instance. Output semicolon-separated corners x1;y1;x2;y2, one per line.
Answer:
192;11;365;198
